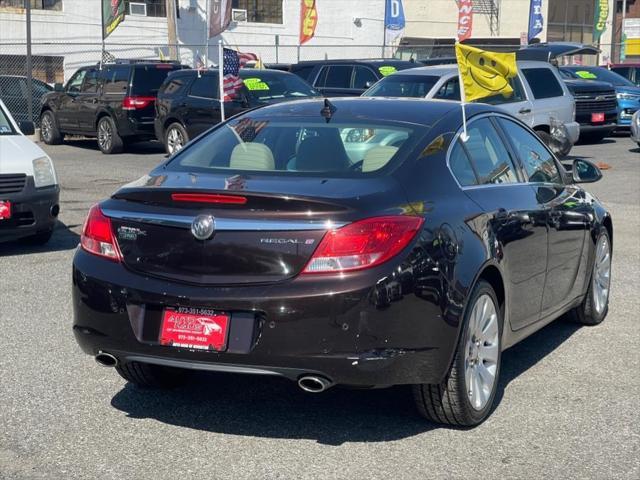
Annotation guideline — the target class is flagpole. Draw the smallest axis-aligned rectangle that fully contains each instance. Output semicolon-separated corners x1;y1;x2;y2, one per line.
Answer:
456;43;469;142
204;0;209;68
218;40;226;122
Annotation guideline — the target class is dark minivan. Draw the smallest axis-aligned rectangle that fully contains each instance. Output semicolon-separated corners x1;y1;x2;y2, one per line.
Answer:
289;59;418;96
154;68;320;154
40;60;185;154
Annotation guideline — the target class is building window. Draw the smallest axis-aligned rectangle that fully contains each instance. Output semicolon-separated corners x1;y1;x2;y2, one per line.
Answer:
125;0;167;17
232;0;283;24
0;0;62;10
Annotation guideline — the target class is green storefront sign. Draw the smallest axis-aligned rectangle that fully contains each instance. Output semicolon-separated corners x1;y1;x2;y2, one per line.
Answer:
593;0;609;41
102;0;126;39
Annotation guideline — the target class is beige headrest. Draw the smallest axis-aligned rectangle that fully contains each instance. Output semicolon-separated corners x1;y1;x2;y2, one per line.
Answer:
362;146;399;172
230;143;275;171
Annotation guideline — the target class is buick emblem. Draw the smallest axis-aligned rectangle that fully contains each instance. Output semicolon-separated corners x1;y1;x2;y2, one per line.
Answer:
191;214;215;241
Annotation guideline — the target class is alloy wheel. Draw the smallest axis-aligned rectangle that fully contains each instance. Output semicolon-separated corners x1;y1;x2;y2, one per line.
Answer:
592;234;611;315
41;114;52;142
167;127;184;154
464;294;500;411
98;120;112;152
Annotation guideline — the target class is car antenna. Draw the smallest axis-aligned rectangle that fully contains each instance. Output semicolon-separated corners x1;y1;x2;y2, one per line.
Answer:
321;98;337;123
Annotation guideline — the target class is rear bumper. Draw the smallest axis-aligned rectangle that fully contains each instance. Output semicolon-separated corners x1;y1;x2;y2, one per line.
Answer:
72;248;460;387
0;178;59;242
578;122;617;134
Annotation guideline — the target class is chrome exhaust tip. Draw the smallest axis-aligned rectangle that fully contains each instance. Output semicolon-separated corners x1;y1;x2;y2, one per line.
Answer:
95;351;118;368
298;375;332;393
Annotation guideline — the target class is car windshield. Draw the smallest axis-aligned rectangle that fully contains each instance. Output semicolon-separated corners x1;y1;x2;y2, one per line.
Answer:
239;72;319;103
131;64;183;95
165;115;422;176
564;67;636;87
0;104;16;135
363;74;441;98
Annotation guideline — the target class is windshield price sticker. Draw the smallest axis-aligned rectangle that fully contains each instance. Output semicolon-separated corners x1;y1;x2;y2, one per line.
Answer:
575;70;598;80
244;78;270;91
378;66;397;77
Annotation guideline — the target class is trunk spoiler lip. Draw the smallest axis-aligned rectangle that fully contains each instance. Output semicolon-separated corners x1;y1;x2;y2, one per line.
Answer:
101;207;347;232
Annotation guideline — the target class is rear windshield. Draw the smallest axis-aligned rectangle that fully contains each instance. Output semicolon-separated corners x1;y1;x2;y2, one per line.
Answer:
165;116;422;176
363;75;440;98
0;103;16;135
131;65;182;95
239;72;319;103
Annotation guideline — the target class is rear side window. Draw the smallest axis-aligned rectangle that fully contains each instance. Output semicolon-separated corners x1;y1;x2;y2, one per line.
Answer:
498;118;562;184
131;65;180;95
434;78;461;101
352;66;378;89
0;77;25;97
464;118;519;185
103;66;130;94
291;65;314;80
364;74;440;98
324;66;353;88
189;74;218;99
160;77;186;96
521;68;564;99
449;141;477;186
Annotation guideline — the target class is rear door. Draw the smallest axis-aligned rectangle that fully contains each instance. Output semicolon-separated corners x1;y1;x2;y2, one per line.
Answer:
184;72;222;138
453;117;548;330
497;117;589;317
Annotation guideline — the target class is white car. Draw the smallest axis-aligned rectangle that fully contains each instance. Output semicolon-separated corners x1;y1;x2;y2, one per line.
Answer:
363;60;580;156
0;99;59;244
632;110;640;147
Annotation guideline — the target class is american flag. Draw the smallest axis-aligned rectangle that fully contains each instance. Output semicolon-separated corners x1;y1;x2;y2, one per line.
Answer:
222;48;258;101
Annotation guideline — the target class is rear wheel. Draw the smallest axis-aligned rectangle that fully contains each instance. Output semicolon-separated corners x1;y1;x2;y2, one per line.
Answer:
413;280;502;426
115;361;186;388
40;111;62;145
568;227;611;325
165;122;189;155
97;116;123;154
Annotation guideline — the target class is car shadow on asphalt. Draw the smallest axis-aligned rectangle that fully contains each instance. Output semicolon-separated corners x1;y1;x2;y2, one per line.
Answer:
0;220;80;257
109;319;582;445
62;138;165;155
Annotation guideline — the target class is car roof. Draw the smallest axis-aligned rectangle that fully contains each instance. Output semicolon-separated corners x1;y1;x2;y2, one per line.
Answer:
610;63;640;67
168;68;299;78
387;60;553;77
243;96;495;127
293;59;418;67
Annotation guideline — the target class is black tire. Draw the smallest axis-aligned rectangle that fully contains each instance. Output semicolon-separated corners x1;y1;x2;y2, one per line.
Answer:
40;110;63;145
115;361;186;389
567;227;611;326
579;131;607;144
164;122;189;155
97;116;124;154
413;280;503;426
23;228;54;246
535;129;552;148
535;129;572;157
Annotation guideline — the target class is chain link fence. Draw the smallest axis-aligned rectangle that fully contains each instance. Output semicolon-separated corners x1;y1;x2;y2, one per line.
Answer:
0;41;630;127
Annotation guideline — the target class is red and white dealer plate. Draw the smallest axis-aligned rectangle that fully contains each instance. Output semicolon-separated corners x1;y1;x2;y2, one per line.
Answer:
0;201;11;220
159;307;229;351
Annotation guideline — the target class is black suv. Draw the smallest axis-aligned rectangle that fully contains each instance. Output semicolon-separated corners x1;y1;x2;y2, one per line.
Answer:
40;60;184;154
155;68;319;154
289;59;418;96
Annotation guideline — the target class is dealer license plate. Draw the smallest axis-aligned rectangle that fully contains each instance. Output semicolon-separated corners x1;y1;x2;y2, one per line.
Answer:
0;201;11;220
591;112;605;123
159;307;229;351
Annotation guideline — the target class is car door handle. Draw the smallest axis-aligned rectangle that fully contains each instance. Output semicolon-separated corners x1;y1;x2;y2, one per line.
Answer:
518;108;532;114
496;209;531;224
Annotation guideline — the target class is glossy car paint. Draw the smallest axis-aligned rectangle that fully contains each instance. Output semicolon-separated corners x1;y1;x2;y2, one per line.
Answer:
72;98;612;387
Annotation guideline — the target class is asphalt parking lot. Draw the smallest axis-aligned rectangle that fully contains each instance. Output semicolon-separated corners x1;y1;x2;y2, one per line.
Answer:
1;136;638;480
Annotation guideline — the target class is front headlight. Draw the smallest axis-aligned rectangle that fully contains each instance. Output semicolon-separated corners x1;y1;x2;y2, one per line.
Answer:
617;92;640;101
32;156;57;188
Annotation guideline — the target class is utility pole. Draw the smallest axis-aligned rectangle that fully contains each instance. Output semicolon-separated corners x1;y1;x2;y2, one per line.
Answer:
25;0;33;126
166;0;178;60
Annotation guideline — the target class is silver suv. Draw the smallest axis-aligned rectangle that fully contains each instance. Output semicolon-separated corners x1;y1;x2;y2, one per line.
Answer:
363;60;580;156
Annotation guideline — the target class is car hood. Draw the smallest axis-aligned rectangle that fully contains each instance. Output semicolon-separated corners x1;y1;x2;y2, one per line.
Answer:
563;79;615;93
0;134;48;176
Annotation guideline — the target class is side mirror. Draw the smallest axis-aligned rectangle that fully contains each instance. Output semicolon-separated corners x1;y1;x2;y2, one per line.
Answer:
572;158;602;183
54;83;64;92
19;121;35;136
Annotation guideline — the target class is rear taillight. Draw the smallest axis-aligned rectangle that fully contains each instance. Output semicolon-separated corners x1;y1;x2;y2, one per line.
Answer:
303;216;423;274
122;96;155;110
80;205;121;262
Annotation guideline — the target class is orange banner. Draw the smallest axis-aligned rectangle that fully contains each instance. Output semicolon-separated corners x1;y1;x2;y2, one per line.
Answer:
300;0;318;45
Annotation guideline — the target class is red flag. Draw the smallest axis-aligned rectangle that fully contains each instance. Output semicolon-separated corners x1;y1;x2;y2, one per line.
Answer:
457;0;473;42
300;0;318;45
209;0;232;38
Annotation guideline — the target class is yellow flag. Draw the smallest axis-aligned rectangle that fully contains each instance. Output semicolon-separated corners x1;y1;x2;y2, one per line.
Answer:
159;49;166;61
455;43;517;103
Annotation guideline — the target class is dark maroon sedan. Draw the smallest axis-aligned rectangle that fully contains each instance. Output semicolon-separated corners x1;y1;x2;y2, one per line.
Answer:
73;98;612;426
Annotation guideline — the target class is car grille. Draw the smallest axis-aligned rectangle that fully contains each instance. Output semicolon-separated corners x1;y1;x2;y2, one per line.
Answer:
574;91;617;114
0;174;27;194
